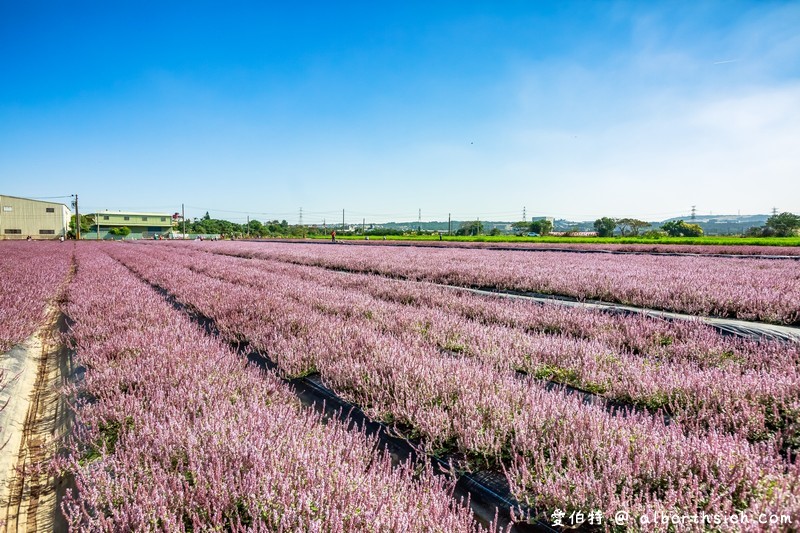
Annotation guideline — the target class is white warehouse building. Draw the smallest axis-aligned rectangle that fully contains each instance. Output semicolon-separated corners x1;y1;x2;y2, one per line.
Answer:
0;195;72;240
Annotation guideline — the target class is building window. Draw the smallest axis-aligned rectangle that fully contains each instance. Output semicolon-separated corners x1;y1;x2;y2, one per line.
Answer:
46;207;55;213
4;229;21;234
142;217;148;221
103;216;110;220
2;206;12;212
161;217;167;222
124;216;130;221
39;229;55;235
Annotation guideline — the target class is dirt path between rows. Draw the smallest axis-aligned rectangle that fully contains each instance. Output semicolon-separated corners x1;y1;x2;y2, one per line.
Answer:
0;305;74;532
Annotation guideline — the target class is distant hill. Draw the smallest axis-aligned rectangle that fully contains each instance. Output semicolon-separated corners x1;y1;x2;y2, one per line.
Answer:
375;214;772;236
655;214;769;235
661;214;769;224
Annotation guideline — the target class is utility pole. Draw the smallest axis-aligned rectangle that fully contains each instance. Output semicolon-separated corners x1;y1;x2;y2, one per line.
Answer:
323;218;326;229
246;215;250;238
691;205;696;221
74;194;80;240
448;213;451;235
362;218;365;234
182;204;186;239
96;215;99;240
342;209;345;230
418;208;421;233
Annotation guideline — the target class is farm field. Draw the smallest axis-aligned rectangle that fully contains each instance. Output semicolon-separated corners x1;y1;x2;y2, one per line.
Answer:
196;240;800;325
303;234;800;254
1;239;799;531
0;242;73;352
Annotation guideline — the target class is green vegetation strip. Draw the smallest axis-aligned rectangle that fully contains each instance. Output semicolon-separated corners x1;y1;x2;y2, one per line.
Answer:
306;234;800;247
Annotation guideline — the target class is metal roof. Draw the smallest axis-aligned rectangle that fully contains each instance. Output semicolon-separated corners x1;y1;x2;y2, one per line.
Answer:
0;194;70;208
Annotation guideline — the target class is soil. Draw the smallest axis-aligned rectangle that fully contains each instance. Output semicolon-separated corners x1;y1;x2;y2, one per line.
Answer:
0;305;74;532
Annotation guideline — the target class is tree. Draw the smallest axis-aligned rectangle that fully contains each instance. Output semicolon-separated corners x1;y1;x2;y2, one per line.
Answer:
661;221;681;236
530;219;553;236
190;217;239;237
593;217;617;237
69;214;95;238
630;219;651;236
681;223;703;237
745;226;770;237
616;218;650;236
456;220;484;236
108;226;131;236
661;220;703;237
246;219;264;237
511;221;531;235
489;227;502;236
765;212;800;237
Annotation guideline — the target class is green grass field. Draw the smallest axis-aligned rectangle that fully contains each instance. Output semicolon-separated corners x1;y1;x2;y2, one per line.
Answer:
308;234;800;247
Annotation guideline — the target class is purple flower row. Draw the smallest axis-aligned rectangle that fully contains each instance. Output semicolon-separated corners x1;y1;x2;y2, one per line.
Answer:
188;240;800;324
0;241;73;352
291;238;800;256
139;243;800;451
59;248;487;532
107;243;800;526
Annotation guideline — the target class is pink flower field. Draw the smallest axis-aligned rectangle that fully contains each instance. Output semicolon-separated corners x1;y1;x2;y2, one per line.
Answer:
2;239;799;531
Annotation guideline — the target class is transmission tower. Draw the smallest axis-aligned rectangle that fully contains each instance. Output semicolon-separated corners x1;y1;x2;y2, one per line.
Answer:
299;207;303;226
691;205;696;221
772;207;778;216
523;206;526;221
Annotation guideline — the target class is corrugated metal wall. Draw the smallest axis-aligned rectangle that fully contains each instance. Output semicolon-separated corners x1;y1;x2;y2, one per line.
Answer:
0;196;71;239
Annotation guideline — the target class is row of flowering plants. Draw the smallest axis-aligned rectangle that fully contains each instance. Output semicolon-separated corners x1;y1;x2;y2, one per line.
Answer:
59;248;488;531
138;244;800;454
106;243;800;529
309;238;800;256
0;241;73;352
189;240;800;325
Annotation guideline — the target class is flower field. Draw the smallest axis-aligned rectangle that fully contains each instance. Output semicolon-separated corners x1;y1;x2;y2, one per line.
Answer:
58;248;488;531
298;238;800;257
0;241;72;352
3;239;799;531
195;241;800;325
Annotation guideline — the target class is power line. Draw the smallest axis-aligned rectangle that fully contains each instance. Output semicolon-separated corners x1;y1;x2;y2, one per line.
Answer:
18;195;73;200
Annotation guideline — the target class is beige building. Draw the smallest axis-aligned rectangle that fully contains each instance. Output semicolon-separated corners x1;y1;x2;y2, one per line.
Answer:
0;195;71;240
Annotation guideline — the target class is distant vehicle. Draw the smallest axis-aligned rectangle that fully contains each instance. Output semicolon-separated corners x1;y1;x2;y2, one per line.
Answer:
526;232;539;237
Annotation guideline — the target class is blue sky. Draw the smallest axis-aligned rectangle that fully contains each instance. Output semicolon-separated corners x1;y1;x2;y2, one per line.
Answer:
1;1;798;224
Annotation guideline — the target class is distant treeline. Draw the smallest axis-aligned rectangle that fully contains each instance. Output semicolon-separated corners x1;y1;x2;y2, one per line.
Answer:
70;210;799;239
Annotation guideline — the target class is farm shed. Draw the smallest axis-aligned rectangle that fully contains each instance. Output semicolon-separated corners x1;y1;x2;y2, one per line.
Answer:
0;195;71;240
